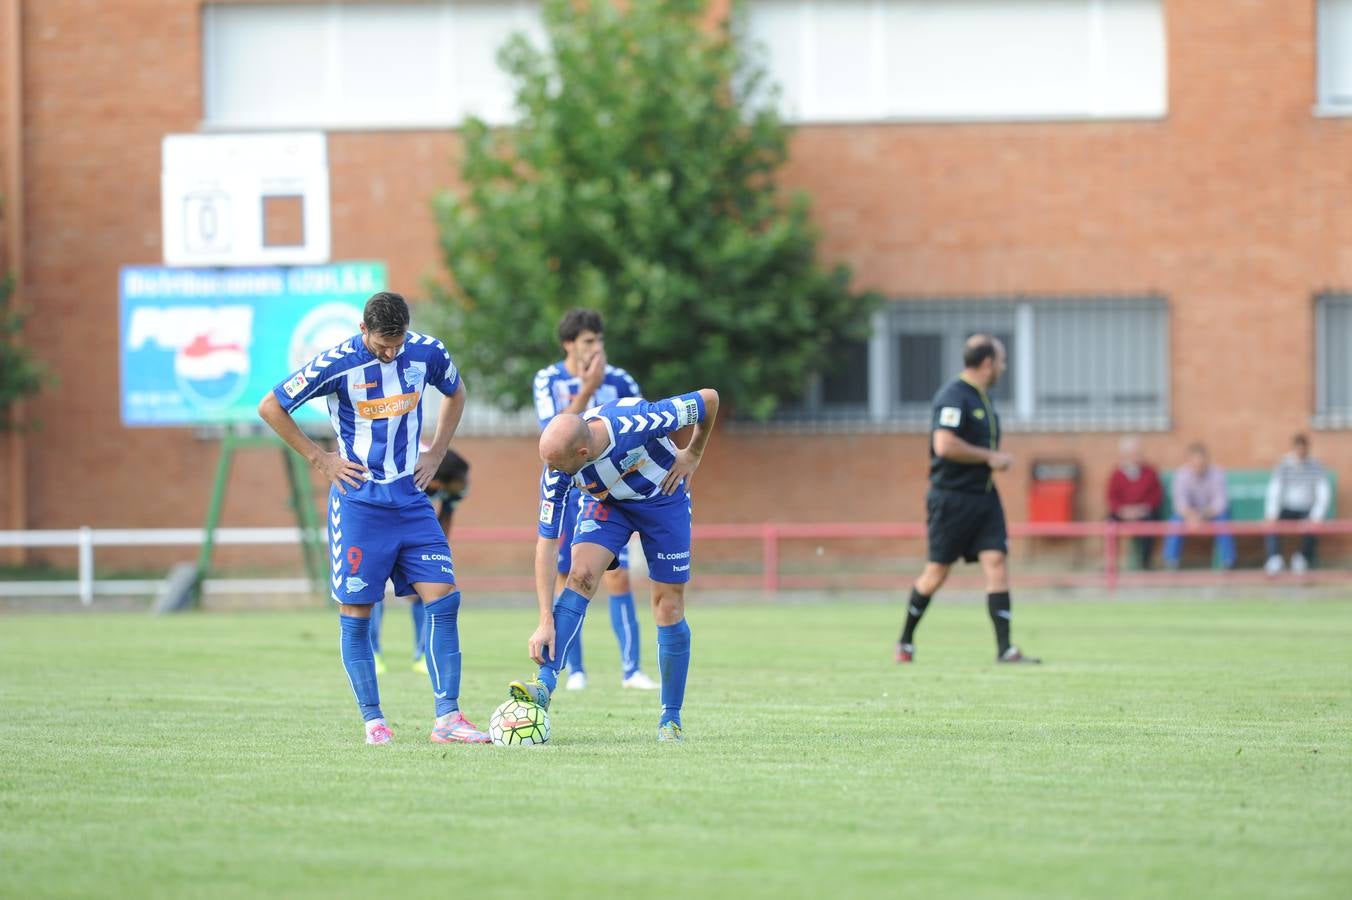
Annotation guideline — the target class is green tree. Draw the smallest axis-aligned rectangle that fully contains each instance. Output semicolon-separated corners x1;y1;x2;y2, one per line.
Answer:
0;256;49;431
429;0;878;419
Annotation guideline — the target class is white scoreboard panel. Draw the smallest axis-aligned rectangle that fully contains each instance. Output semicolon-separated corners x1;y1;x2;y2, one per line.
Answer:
161;132;331;267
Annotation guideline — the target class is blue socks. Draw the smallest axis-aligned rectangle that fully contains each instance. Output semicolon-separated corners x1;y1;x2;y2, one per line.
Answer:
424;591;462;717
339;614;383;722
562;592;641;678
609;592;641;678
537;588;590;694
657;619;691;727
367;600;384;655
409;598;426;661
564;622;585;674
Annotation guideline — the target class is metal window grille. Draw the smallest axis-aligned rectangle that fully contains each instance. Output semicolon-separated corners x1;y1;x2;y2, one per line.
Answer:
765;296;1170;433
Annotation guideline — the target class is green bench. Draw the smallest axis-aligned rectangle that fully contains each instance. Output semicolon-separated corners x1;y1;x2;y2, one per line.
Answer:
1157;469;1338;567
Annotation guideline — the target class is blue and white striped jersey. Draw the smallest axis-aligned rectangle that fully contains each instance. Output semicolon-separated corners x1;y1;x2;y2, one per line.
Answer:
532;361;641;430
538;392;706;538
271;331;460;500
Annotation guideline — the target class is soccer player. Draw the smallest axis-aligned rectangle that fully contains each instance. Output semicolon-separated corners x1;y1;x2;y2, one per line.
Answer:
895;334;1041;665
370;448;470;675
257;291;491;745
510;387;720;742
532;309;658;692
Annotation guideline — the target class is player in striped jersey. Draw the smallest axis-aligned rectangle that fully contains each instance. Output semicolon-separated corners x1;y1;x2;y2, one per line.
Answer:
258;291;490;745
509;388;720;742
532;308;658;692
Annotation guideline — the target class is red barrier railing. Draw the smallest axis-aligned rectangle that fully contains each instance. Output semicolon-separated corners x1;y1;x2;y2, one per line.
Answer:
450;519;1352;593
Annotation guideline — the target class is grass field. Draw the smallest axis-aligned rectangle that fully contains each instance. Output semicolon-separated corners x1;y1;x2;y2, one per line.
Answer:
2;595;1349;899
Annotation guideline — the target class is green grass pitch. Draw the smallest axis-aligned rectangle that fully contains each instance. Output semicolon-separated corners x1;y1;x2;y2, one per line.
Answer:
1;596;1349;899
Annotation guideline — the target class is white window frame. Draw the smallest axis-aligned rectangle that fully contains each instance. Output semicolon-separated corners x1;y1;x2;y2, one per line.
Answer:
739;0;1169;125
201;1;543;132
1317;0;1352;116
1314;294;1352;428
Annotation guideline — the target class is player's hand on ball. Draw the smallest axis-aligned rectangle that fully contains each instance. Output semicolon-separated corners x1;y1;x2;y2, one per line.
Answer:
316;451;368;493
989;451;1013;472
528;622;556;665
661;447;701;494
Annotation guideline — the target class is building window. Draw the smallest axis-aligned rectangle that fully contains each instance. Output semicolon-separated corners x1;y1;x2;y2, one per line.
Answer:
775;297;1169;431
740;0;1167;124
780;337;872;421
1316;295;1352;424
202;2;544;130
1319;0;1352;112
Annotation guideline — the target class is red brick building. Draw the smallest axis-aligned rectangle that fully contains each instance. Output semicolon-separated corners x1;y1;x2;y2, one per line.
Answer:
1;1;1349;574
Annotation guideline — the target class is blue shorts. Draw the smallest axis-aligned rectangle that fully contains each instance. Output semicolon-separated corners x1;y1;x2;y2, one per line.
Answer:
328;485;456;604
558;488;629;575
573;487;691;584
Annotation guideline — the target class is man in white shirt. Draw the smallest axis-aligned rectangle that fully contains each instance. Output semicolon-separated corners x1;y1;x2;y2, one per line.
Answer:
1263;434;1332;575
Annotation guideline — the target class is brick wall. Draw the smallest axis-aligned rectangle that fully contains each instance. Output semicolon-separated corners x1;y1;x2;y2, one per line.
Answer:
8;0;1352;574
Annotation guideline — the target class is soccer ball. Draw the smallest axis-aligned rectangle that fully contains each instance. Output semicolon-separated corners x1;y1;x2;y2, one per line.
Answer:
489;699;550;746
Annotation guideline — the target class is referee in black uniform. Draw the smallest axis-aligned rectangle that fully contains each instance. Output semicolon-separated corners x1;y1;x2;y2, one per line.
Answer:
895;334;1040;664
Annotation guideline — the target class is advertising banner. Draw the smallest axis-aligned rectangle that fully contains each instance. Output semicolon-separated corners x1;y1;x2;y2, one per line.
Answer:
119;262;386;426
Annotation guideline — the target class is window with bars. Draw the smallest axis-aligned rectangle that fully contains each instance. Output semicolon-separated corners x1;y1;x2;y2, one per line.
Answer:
202;2;544;130
1316;295;1352;424
779;297;1170;431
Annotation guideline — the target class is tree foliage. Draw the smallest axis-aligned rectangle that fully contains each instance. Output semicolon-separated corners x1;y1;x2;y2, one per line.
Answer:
428;0;878;419
0;242;49;431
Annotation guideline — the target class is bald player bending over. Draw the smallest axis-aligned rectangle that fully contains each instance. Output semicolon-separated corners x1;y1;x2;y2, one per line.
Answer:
509;387;719;743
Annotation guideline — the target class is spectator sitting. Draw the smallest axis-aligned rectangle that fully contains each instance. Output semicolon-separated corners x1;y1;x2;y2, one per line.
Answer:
1107;435;1163;569
1163;443;1235;570
1263;434;1331;575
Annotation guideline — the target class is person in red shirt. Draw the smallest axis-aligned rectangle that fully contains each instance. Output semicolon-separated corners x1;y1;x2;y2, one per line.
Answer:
1107;436;1164;570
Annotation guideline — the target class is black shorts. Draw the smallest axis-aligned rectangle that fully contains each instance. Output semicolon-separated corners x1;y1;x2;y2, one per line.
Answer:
926;488;1008;565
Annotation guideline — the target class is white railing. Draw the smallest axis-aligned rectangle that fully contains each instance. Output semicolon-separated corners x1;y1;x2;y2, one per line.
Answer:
0;527;313;605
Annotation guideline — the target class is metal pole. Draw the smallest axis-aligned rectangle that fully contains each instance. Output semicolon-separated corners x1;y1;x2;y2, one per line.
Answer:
1104;519;1119;593
194;429;236;605
285;445;326;597
761;523;780;595
77;525;93;605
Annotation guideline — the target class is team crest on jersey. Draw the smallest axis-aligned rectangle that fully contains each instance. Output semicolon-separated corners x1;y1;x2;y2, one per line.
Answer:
619;448;647;475
344;576;369;593
578;519;602;534
973;409;986;420
403;365;425;390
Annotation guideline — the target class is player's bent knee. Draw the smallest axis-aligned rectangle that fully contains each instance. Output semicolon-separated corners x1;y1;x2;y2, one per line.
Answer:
917;563;950;594
604;568;631;593
978;553;1009;590
650;583;686;625
567;569;600;597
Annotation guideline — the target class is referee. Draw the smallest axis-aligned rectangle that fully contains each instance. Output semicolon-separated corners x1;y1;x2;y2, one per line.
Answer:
895;334;1041;664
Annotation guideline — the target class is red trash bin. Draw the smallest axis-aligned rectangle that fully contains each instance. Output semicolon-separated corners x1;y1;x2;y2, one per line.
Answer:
1028;461;1080;523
